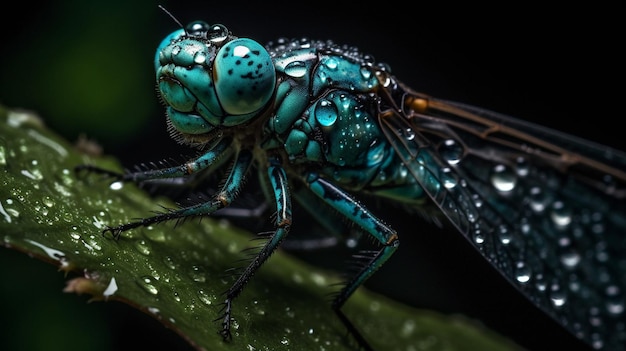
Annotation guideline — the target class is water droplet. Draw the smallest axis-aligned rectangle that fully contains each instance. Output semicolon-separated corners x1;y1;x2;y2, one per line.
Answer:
606;296;624;315
314;99;338;127
0;144;6;166
60;168;74;186
53;181;72;197
110;181;123;191
591;339;604;350
323;57;338;70
589;306;602;327
137;276;159;295
359;67;372;81
252;300;266;316
606;285;620;296
498;225;512;245
515;262;531;283
535;274;547;292
284;306;295;318
42;196;55;208
0;201;12;223
568;278;582;293
309;272;327;286
403;128;415;141
25;239;66;262
103;277;118;298
515;157;529;177
490;164;517;192
284;61;307;78
219;218;231;229
398;165;408;179
163;256;177;270
345;237;358;248
3;203;19;222
520;219;532;235
207;24;229;42
550;286;567;307
21;167;43;181
147;306;160;315
473;229;484;244
438;139;464;165
472;194;483;208
292;272;304;284
83;235;103;253
197;289;214;305
193;51;207;64
8;110;44;128
92;214;108;230
189;265;207;282
560;248;581;269
134;239;152;255
401;319;416;336
551;201;572;227
231;318;240;330
528;186;549;213
440;167;458;189
591;222;605;235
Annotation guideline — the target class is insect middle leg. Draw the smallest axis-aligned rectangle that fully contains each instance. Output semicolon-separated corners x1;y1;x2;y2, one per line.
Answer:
304;172;399;351
219;154;292;340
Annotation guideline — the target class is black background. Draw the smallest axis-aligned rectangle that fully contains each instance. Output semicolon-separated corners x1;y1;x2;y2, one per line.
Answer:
1;1;622;350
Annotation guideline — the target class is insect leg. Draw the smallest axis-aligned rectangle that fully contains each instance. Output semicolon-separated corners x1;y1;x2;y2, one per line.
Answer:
304;172;399;350
102;147;251;238
219;154;292;340
74;137;232;183
279;187;348;250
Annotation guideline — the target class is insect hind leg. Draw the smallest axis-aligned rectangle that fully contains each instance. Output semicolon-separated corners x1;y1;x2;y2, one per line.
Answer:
304;172;399;350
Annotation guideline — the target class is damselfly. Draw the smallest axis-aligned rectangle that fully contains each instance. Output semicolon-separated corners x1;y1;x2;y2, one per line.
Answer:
76;10;626;351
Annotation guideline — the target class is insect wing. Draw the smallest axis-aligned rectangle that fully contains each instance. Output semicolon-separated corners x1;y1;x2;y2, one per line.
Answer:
379;82;626;350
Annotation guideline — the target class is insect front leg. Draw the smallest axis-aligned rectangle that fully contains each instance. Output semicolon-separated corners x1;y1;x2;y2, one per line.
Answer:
304;172;399;351
74;137;232;184
90;145;251;238
219;154;292;340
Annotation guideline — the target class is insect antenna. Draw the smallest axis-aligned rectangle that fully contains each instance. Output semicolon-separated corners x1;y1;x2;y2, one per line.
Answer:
157;5;189;36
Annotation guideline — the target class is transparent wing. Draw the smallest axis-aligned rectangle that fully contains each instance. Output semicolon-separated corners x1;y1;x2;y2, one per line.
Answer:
376;73;626;350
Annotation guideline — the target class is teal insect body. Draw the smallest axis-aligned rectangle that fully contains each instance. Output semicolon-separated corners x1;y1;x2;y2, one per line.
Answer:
156;22;425;206
77;19;626;351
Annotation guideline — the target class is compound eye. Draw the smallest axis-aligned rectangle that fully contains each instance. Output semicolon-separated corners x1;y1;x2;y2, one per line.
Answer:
185;21;210;37
214;38;276;115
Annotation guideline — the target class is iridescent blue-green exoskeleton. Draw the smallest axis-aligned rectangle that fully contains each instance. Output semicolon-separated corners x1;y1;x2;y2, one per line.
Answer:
76;15;626;351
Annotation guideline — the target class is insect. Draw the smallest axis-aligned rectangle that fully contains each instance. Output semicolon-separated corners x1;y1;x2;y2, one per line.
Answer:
76;9;626;351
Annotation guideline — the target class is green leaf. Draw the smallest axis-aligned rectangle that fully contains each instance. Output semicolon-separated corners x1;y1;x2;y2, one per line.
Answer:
0;105;522;351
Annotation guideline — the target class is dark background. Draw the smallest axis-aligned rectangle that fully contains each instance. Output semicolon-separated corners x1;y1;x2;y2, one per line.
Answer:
0;1;622;350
